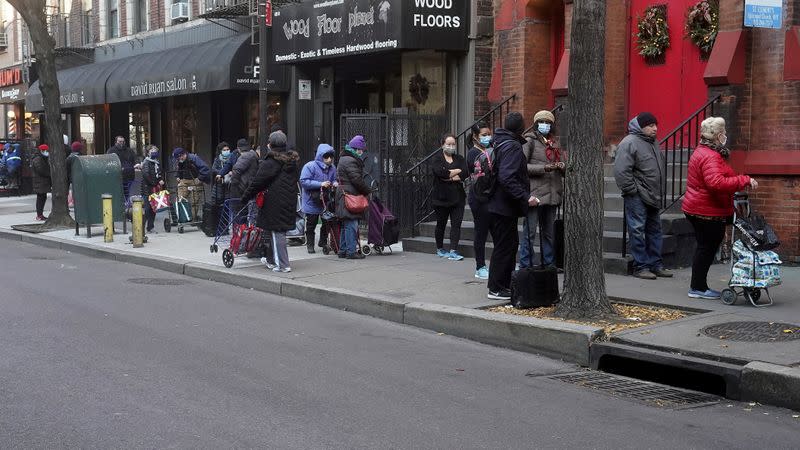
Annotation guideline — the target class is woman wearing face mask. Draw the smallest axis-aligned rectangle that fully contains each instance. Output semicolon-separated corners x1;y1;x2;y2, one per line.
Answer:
466;121;493;279
31;144;52;221
430;133;468;261
211;142;232;205
300;143;337;254
519;110;564;269
140;145;165;233
682;117;757;300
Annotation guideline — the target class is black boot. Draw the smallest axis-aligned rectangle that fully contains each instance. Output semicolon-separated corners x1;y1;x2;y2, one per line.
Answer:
307;241;316;254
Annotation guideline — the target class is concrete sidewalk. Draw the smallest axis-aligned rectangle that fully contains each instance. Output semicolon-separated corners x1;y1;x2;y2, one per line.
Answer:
2;195;800;408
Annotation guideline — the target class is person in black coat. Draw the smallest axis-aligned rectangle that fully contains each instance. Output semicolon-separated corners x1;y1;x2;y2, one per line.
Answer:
430;133;468;261
140;145;165;233
486;112;536;301
31;144;52;221
336;136;373;259
241;131;300;273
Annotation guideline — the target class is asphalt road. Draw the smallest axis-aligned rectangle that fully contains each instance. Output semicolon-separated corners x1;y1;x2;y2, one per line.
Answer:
0;238;797;449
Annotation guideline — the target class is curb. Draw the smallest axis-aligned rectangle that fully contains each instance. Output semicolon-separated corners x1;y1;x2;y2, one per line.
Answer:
1;228;602;365
740;362;800;411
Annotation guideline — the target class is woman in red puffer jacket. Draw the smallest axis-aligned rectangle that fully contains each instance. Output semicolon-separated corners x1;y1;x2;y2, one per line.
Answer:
682;117;758;300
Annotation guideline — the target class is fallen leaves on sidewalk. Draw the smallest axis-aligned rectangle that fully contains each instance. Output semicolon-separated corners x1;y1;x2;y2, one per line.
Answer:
487;303;687;335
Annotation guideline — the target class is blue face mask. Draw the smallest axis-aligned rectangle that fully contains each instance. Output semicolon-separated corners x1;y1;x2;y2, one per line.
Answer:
42;151;49;158
150;151;159;159
479;135;492;147
538;123;552;135
221;150;231;158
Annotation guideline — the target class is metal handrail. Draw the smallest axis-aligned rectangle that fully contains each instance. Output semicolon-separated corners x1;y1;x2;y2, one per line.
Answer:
657;95;721;148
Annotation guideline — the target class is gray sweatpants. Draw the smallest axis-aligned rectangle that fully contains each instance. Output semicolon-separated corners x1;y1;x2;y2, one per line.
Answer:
269;231;290;270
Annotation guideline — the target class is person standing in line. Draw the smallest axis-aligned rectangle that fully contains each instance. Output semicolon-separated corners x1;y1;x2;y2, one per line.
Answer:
211;141;233;205
172;147;211;218
431;133;468;261
466;121;493;279
519;110;564;269
300;143;337;254
31;144;52;221
682;117;757;300
486;112;534;300
106;136;138;197
614;112;674;280
336;135;373;259
241;131;300;273
140;145;165;233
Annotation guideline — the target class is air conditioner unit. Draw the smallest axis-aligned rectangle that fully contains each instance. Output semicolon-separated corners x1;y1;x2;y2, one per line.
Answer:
171;2;190;22
0;33;8;50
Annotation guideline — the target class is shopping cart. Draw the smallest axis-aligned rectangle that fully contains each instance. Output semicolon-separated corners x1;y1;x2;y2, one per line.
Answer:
210;199;262;268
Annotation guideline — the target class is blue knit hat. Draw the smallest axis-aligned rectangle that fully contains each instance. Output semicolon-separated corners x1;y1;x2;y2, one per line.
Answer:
172;147;187;159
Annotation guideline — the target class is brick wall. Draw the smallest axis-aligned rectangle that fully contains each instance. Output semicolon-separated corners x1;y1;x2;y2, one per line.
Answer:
150;0;165;30
473;0;494;117
92;0;100;42
748;177;800;262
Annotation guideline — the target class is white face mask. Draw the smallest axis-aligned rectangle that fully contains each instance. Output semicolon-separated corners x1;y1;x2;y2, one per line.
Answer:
719;133;727;146
443;145;456;155
537;123;552;135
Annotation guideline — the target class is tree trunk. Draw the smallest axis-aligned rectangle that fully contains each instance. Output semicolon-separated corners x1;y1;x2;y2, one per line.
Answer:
555;0;615;319
9;0;74;228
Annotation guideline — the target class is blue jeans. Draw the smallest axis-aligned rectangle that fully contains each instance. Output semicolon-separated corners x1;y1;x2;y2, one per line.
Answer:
519;205;556;268
339;219;359;256
624;195;663;272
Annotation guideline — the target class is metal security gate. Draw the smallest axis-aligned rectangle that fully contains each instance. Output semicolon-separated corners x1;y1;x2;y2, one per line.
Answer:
339;113;448;236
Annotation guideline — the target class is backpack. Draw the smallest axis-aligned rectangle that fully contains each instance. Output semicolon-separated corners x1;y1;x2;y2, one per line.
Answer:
471;140;512;203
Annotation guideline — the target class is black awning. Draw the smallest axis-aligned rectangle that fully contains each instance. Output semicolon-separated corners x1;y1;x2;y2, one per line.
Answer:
26;33;287;111
26;59;119;112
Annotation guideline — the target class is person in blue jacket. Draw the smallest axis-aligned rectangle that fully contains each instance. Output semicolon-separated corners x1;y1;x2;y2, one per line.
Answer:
172;147;210;219
300;143;337;254
0;143;22;187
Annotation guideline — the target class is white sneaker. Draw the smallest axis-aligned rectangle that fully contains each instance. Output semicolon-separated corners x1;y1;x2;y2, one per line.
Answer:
273;267;292;273
260;257;276;270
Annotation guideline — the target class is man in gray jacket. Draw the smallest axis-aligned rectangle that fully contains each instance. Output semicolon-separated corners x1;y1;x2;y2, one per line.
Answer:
613;112;673;280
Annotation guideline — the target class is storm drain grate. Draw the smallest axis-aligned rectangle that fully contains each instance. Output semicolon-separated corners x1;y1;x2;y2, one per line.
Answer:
701;321;800;342
547;371;719;408
127;278;191;286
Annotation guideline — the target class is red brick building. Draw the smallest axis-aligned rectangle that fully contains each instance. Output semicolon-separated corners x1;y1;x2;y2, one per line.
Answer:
480;0;800;261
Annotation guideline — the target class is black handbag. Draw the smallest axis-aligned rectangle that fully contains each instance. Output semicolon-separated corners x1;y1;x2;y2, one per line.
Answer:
734;214;780;251
511;217;560;308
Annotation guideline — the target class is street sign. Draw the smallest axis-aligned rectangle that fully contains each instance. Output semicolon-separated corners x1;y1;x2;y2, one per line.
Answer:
265;0;272;27
744;0;782;29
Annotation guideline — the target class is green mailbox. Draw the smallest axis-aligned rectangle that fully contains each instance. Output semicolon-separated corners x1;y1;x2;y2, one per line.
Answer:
71;154;124;237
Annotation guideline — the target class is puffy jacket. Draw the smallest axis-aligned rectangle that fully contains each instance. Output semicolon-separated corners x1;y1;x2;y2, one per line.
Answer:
66;151;81;184
3;143;22;175
300;144;337;215
175;153;211;183
140;157;163;197
30;153;51;194
335;150;372;220
682;144;750;218
522;132;564;206
488;128;529;218
211;154;232;203
106;144;138;183
241;148;300;232
613;117;665;209
230;150;259;198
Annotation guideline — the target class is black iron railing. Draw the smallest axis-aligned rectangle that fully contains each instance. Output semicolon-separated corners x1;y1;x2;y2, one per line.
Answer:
621;95;722;257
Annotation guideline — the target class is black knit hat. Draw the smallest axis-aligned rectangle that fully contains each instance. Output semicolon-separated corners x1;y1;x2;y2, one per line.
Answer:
636;112;658;128
504;112;526;135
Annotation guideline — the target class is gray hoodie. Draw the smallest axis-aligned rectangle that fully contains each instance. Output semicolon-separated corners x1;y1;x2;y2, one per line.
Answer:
613;117;665;209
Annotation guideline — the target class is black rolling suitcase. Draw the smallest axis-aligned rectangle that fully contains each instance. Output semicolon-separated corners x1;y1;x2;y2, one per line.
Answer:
511;217;560;308
201;201;221;237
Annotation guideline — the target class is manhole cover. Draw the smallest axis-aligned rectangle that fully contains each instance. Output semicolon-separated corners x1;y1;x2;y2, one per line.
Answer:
127;278;191;286
547;371;718;408
701;321;800;342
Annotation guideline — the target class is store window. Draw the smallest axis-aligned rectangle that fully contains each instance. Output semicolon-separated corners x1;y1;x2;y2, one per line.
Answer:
79;113;96;154
133;0;148;33
108;0;119;39
170;96;198;154
129;104;150;157
246;94;283;145
401;50;447;115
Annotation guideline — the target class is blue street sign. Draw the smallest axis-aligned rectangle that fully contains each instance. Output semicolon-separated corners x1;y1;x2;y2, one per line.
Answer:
744;0;783;29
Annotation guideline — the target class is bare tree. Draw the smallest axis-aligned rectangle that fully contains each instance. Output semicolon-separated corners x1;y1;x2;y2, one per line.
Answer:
555;0;615;319
9;0;74;228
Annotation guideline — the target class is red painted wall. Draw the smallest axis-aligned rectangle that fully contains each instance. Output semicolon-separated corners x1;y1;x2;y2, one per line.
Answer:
628;0;709;134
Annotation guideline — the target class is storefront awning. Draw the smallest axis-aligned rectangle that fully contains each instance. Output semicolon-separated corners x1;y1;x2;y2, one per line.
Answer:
26;33;287;111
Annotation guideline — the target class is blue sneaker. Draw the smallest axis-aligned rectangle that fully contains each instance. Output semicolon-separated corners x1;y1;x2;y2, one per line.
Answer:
447;250;464;261
436;248;449;258
475;266;489;279
688;289;721;300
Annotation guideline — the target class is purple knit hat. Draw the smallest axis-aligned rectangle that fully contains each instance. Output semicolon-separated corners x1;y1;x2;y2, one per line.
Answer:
348;135;367;150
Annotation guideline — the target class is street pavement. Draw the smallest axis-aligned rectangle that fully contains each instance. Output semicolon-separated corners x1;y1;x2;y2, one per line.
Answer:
1;237;799;449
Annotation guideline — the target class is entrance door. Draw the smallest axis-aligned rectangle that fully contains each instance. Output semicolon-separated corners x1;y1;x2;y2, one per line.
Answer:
628;0;709;135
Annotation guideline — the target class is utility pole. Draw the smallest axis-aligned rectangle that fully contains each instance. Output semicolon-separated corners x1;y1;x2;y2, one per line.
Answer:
258;0;272;150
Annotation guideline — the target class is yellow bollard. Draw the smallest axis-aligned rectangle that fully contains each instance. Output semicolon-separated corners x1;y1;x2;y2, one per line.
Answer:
131;195;144;248
102;193;114;243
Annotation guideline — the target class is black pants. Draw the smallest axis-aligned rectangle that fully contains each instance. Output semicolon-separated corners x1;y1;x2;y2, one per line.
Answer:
488;213;519;292
469;199;491;269
144;204;156;231
686;214;726;291
306;214;329;246
36;193;47;216
434;201;465;250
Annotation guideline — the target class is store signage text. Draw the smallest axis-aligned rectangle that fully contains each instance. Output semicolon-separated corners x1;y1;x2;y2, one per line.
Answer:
744;0;782;29
0;68;22;88
129;75;198;98
0;87;21;101
412;0;461;29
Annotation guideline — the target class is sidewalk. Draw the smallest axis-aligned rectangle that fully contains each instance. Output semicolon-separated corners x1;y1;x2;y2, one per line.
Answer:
2;195;799;407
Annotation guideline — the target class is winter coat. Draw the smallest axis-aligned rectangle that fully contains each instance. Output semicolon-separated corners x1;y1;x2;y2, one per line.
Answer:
66;151;81;184
682;144;750;218
218;149;239;178
241;149;300;232
522;132;565;206
106;144;138;183
430;150;468;208
3;144;22;176
362;150;380;191
230;150;259;198
300;144;337;215
31;153;52;194
211;155;232;203
613;118;665;209
488;128;530;218
140;157;163;197
175;154;211;183
335;150;372;220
